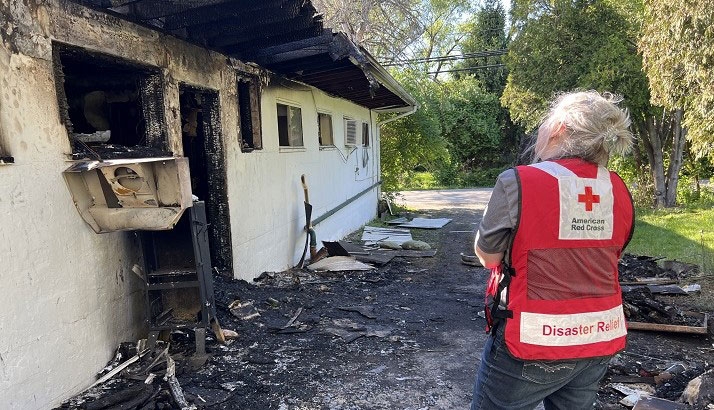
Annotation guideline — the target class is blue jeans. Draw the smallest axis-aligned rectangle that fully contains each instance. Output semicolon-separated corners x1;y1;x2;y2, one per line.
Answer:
471;325;610;410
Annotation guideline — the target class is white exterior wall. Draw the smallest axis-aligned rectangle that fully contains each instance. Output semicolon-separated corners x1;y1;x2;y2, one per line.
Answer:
0;1;381;408
230;84;380;280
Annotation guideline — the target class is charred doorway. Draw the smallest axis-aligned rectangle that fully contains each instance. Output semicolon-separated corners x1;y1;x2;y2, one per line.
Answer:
179;85;233;274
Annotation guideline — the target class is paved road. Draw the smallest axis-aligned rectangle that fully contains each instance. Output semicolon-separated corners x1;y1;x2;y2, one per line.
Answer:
397;188;493;211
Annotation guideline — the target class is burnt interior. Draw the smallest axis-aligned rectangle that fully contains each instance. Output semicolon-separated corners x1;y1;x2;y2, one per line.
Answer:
179;85;233;274
53;44;170;159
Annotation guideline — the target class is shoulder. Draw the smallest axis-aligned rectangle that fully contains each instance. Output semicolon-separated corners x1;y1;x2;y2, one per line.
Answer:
495;168;518;186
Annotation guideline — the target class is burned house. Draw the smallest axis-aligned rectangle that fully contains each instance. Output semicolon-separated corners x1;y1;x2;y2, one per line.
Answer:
0;0;416;408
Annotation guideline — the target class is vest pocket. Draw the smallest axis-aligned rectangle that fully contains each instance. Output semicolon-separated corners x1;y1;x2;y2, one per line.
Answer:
527;247;619;300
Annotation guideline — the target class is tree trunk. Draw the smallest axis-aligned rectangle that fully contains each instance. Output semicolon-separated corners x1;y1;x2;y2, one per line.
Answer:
664;109;687;207
644;115;667;208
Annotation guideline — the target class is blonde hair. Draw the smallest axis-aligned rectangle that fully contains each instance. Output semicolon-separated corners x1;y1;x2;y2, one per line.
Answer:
533;91;633;165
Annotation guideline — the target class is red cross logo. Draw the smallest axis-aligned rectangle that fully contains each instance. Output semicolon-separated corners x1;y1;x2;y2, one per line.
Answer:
578;186;600;211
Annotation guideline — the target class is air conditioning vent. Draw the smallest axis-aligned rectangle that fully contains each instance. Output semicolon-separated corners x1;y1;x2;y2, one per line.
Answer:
344;119;357;146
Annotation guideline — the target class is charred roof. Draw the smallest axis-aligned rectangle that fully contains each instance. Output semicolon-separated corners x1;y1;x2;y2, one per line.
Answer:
68;0;416;111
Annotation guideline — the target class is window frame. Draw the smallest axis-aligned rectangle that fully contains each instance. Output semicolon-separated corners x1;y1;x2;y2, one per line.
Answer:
276;102;304;148
361;121;370;147
317;112;334;146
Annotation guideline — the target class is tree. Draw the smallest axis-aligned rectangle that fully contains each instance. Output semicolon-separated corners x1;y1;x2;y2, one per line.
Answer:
313;0;428;62
313;0;474;68
455;0;508;94
503;0;687;208
379;69;449;190
639;0;714;160
439;76;504;168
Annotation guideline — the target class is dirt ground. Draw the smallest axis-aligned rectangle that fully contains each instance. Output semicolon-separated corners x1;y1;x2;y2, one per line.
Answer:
60;190;714;409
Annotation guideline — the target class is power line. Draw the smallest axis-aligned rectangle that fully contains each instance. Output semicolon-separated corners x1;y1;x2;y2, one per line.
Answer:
380;49;507;67
428;64;506;74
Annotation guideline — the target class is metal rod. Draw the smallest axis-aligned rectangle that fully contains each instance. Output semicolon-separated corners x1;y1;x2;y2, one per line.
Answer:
312;181;381;226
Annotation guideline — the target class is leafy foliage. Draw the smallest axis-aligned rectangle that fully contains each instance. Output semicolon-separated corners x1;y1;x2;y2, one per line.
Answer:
379;69;449;190
640;0;714;158
502;0;650;131
440;77;505;168
455;0;508;93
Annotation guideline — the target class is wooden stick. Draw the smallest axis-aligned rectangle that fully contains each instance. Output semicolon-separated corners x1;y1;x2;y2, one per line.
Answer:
626;319;707;335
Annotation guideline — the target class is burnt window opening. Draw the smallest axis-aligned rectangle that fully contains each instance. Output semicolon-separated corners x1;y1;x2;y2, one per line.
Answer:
362;122;370;146
179;85;233;274
318;112;333;146
0;133;12;164
238;76;262;152
277;103;303;147
53;44;170;160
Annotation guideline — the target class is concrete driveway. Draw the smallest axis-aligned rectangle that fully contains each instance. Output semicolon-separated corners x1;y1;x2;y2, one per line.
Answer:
396;188;493;211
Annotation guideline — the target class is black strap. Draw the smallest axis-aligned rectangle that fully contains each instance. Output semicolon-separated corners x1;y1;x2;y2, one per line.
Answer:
491;309;513;319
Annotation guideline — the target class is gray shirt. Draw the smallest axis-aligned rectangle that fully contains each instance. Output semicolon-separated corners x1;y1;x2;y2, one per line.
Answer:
475;169;520;255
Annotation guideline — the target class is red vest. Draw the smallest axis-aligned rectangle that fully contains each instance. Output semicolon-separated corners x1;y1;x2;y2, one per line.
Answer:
503;159;633;360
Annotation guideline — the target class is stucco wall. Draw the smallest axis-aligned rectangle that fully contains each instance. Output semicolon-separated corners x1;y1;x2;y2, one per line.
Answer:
0;0;380;408
230;83;380;280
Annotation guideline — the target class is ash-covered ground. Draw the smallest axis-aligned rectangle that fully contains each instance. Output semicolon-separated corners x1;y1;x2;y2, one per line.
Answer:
59;193;713;409
193;208;487;409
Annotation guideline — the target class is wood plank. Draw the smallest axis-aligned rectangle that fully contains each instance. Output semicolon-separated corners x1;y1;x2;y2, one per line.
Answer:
626;314;708;335
619;279;679;286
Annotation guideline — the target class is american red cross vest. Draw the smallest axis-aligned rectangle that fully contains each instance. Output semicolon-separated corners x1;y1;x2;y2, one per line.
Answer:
503;158;634;360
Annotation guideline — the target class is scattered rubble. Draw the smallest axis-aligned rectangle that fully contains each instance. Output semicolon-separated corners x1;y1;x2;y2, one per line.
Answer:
56;210;712;410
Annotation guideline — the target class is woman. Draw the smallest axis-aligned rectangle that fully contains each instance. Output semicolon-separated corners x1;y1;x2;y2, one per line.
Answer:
471;91;635;410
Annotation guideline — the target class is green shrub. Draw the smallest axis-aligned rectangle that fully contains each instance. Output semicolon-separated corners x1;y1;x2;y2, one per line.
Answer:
462;167;507;187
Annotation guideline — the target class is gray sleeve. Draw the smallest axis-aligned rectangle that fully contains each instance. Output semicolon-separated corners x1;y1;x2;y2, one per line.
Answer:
475;169;520;253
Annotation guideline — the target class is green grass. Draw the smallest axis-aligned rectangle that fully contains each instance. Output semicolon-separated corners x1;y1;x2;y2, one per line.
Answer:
626;207;714;274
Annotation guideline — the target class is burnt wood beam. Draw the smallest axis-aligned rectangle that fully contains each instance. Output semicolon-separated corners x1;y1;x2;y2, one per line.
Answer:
221;26;326;59
260;44;331;64
162;0;287;30
110;0;231;21
254;30;333;58
208;10;318;48
183;2;303;38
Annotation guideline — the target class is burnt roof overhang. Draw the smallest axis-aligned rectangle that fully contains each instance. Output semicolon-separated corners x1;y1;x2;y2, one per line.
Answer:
68;0;416;112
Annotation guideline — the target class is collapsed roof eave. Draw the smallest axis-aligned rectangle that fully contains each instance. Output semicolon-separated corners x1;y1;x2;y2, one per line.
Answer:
255;31;416;111
66;0;416;112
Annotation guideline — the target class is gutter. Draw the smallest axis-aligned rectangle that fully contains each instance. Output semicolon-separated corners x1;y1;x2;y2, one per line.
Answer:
377;104;418;126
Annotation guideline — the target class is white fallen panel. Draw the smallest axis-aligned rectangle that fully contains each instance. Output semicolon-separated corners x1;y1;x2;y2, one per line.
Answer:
307;256;376;272
397;217;452;229
361;226;412;245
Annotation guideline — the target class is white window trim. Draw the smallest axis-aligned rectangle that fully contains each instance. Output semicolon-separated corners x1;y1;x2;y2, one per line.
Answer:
276;100;304;148
317;111;335;147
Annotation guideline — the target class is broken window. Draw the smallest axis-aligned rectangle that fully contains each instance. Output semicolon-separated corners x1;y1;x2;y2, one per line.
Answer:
238;76;262;152
344;118;357;146
318;112;334;146
362;122;370;146
277;103;303;147
53;44;170;160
